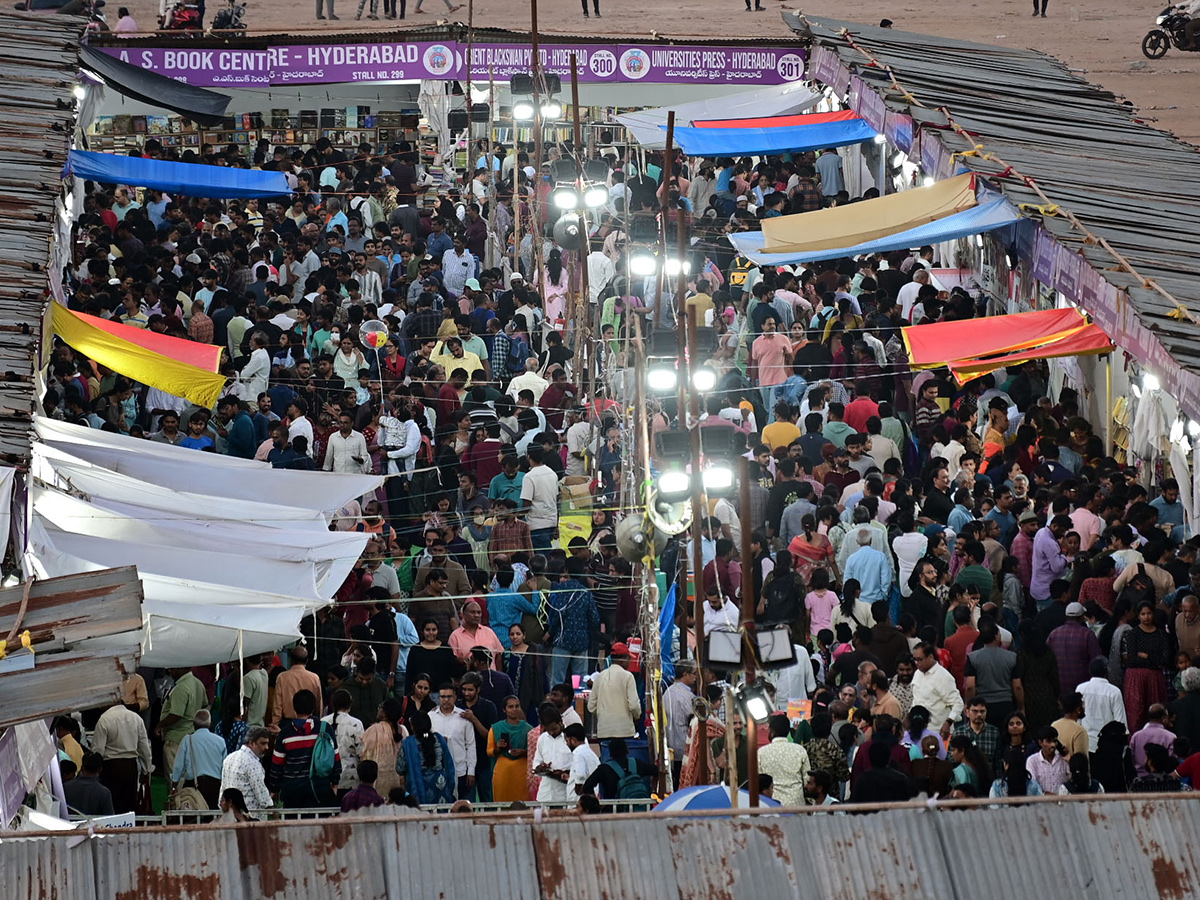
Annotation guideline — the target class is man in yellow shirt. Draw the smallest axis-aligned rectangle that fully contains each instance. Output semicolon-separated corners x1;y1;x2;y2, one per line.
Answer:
1051;692;1089;760
431;336;484;386
686;278;715;327
761;401;802;451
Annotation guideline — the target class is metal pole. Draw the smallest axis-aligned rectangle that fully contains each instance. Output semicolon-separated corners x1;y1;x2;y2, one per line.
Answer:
571;53;590;404
877;137;887;197
529;0;547;311
726;685;739;807
1105;352;1113;456
653;113;674;331
739;453;759;807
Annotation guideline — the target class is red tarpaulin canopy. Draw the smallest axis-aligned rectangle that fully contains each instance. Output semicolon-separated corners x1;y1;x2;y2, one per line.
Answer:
949;323;1114;383
903;308;1089;371
691;110;862;129
74;311;224;373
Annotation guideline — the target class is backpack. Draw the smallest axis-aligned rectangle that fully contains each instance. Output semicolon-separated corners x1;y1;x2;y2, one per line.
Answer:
728;256;754;299
1120;563;1156;608
506;334;531;375
608;758;650;800
309;720;337;780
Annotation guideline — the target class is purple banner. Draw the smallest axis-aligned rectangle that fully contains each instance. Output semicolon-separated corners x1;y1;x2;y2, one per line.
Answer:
1031;228;1057;286
98;41;806;88
0;729;24;827
810;46;842;88
852;82;886;134
884;110;913;153
1079;260;1102;312
1054;245;1080;299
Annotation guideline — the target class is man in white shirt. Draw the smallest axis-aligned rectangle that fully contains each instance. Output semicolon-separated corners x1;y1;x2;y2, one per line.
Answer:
91;699;153;812
897;268;930;322
237;332;271;402
531;708;574;802
564;723;601;796
911;641;964;734
289;236;320;300
323;414;372;474
507;358;550;402
700;583;741;637
286;399;315;457
1077;656;1127;748
430;684;476;799
521;445;560;553
564;408;595;478
219;727;273;810
441;235;477;298
587;643;642;739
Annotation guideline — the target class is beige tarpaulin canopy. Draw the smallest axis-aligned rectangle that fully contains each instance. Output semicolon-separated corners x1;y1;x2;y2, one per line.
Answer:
759;172;977;255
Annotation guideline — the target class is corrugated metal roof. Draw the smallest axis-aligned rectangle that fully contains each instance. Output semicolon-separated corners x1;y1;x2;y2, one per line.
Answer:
88;24;799;50
0;567;144;729
786;13;1200;415
0;11;80;462
7;797;1200;900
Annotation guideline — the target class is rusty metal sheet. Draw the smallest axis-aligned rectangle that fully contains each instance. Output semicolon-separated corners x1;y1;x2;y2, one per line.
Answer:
667;818;802;900
535;817;679;900
93;827;241;900
786;807;956;900
5;834;96;900
393;817;539;900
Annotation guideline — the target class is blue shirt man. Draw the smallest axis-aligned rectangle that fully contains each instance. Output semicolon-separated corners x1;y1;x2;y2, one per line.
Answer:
843;537;892;603
170;715;227;784
488;465;525;506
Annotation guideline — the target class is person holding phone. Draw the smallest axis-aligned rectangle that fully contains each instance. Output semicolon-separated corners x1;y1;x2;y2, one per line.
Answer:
530;706;572;802
324;412;373;474
488;696;533;802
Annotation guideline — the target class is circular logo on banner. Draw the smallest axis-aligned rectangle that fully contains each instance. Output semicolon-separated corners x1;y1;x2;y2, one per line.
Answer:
776;53;805;82
589;50;617;79
619;48;651;80
423;44;455;77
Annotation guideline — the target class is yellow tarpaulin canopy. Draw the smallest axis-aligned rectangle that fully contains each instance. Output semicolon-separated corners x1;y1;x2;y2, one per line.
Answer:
760;172;978;254
50;303;227;409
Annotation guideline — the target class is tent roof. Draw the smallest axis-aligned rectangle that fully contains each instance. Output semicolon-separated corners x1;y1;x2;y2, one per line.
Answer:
614;81;821;149
667;116;875;156
51;303;226;409
79;44;230;127
73;309;222;372
67;150;290;199
903;308;1091;370
948;323;1113;383
761;173;976;255
693;110;860;129
729;197;1019;266
788;12;1200;420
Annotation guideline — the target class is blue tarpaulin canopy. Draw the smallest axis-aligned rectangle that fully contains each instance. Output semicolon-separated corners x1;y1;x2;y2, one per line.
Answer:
728;198;1022;265
664;117;877;156
67;150;290;199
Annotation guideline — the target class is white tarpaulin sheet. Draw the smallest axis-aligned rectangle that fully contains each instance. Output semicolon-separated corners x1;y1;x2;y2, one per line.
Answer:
31;443;327;528
38;523;325;602
24;523;308;666
31;486;365;591
615;82;822;149
33;416;383;515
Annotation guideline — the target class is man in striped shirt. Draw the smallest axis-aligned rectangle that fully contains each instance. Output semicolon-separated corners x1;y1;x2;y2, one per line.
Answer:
267;689;340;808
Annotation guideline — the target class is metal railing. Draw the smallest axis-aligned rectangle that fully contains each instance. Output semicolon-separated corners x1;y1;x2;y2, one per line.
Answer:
73;798;657;827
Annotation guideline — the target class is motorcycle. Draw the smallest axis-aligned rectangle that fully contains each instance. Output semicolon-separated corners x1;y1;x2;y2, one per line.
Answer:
210;0;246;34
1142;5;1198;59
162;0;202;30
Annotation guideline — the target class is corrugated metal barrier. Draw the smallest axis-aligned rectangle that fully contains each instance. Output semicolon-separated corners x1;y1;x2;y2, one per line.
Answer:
4;794;1198;900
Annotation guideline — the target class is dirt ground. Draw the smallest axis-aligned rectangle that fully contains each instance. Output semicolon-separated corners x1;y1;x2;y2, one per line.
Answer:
120;0;1199;144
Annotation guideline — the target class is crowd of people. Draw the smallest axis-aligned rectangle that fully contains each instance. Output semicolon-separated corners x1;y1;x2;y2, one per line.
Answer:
45;133;1200;823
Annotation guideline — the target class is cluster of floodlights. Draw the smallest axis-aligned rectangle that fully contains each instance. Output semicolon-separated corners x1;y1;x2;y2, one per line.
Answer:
510;73;563;121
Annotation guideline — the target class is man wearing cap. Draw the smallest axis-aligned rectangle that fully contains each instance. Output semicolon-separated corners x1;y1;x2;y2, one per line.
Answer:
587;643;641;741
1046;601;1101;701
